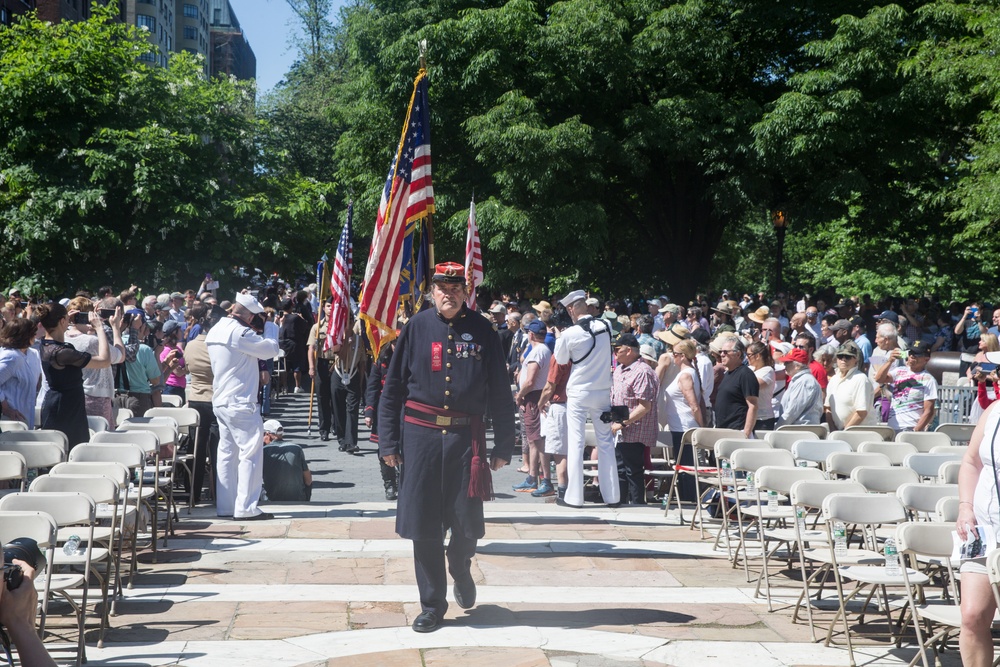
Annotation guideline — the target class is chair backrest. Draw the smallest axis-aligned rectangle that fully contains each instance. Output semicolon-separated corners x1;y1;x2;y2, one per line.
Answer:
113;407;133;423
49;462;129;488
897;431;952;452
729;448;795;473
86;415;109;434
857;441;918;465
68;444;145;470
850;466;920;494
30;474;118;505
714;438;770;462
896;483;959;515
0;442;64;469
0;429;69;453
791;439;852;465
904;452;965;479
0;491;94;528
762;430;812;452
91;430;157;456
828;430;886;451
896;521;956;559
691;428;744;452
935;422;975;445
845;424;895;441
118;417;178;446
776;423;828;438
986;548;1000;591
936;496;960;522
931;445;968;455
0;420;28;432
0;510;55;550
144;407;200;430
159;393;184;407
790;479;866;510
823;492;908;525
938;460;961;485
825;451;892;478
755;465;825;494
0;451;27;484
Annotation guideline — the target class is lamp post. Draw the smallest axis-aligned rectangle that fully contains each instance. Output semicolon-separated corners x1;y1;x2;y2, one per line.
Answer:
772;209;788;296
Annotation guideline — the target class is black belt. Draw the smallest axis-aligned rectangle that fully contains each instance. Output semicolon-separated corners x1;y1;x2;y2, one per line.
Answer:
404;407;472;427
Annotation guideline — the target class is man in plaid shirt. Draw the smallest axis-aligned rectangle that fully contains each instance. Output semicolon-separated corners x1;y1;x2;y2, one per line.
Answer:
610;333;660;505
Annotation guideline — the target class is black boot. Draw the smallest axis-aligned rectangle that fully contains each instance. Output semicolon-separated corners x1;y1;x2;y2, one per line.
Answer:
384;481;398;501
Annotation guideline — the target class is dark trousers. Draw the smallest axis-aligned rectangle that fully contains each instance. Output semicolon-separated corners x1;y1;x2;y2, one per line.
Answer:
671;430;697;502
315;359;333;433
186;400;219;504
412;532;478;616
616;441;647;504
331;367;362;447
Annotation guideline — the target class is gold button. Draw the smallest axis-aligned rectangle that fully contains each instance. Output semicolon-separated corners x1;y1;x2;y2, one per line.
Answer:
441;429;448;434
446;362;452;368
443;405;449;410
448;349;453;355
448;335;453;340
445;376;451;382
445;390;451;396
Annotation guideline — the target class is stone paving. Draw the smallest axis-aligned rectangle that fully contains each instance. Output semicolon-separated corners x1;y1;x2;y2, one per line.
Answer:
40;394;963;666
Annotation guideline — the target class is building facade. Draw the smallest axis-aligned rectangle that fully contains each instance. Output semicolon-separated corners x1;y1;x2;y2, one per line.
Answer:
208;0;255;81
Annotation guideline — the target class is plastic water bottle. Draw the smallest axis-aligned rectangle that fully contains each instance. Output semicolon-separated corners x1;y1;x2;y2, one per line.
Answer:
833;522;848;557
63;534;81;556
884;537;901;576
721;460;734;489
767;490;779;511
745;472;756;495
796;507;807;535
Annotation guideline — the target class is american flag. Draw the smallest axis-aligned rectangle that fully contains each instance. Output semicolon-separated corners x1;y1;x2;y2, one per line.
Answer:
325;203;353;349
464;198;482;310
359;69;435;356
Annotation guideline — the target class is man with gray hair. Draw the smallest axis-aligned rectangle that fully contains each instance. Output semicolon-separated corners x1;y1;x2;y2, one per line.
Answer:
868;321;903;422
554;289;619;508
207;292;281;520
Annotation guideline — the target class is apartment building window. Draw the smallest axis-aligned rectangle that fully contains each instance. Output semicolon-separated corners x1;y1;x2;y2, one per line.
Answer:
183;25;196;40
137;0;153;4
136;14;155;31
139;51;156;62
0;8;8;26
165;36;172;50
183;3;197;18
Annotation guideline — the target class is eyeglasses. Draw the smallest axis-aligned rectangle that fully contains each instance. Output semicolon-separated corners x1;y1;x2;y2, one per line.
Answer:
719;350;738;356
793;344;809;349
836;355;855;361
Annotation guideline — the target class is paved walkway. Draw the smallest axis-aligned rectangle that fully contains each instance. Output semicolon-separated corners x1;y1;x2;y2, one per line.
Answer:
56;394;960;666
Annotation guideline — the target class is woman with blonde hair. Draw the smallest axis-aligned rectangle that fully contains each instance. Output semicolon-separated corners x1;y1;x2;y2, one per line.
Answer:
661;338;703;501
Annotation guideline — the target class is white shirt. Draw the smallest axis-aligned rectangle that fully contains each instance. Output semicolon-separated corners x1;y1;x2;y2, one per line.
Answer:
554;316;612;397
825;368;876;430
695;353;714;408
264;321;279;341
206;317;280;407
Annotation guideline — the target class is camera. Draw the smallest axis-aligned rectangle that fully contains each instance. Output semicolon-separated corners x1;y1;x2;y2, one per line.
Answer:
599;405;630;423
3;537;42;591
72;312;90;326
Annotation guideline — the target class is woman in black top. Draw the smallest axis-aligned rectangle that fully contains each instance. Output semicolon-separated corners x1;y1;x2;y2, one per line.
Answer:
35;303;115;449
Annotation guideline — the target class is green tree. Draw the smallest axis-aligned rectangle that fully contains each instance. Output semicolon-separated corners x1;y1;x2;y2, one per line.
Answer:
324;0;881;300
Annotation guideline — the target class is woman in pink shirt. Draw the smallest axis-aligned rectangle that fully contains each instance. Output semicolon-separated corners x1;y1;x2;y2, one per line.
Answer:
159;320;187;404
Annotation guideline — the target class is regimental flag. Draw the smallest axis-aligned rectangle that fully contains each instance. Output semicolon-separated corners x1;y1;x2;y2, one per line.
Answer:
326;203;354;349
359;69;435;356
464;198;482;310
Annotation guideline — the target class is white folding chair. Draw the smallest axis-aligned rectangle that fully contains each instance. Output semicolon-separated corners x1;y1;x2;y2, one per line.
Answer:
159;393;183;407
0;450;27;493
846;424;895;441
937;460;961;485
0;420;28;432
0;429;69;456
903;452;965;481
144;407;202;513
857;441;918;465
0;441;65;470
726;448;793;576
897;522;964;667
821;493;921;666
777;423;829;438
850;466;920;495
763;429;812;452
897;431;953;452
112;407;133;425
896;483;959;521
645;432;675;503
0;510;56;635
86;415;109;434
791;439;852;471
0;492;96;665
828;430;886;451
666;428;741;535
825;451;892;480
117;418;179;542
935;422;974;445
935;496;960;523
712;439;771;558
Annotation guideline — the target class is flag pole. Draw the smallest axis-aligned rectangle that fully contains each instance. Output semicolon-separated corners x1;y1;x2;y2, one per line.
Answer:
307;254;328;436
418;39;435;275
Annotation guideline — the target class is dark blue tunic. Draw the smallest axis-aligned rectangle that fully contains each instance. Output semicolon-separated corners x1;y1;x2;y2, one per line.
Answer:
378;305;516;540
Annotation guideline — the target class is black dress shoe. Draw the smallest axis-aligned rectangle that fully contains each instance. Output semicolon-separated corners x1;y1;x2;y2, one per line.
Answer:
556;498;583;509
412;611;441;633
320;431;330;441
385;485;398;501
453;577;476;609
236;512;274;521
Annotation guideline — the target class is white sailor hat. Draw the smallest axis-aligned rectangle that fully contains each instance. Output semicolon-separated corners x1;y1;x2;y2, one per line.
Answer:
234;292;265;314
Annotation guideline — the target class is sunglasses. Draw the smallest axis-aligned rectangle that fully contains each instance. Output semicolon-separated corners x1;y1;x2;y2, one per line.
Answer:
836;355;855;360
719;350;738;356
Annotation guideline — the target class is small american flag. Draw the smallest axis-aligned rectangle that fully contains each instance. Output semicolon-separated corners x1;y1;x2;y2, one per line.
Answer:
359;69;435;356
326;203;353;349
464;198;482;310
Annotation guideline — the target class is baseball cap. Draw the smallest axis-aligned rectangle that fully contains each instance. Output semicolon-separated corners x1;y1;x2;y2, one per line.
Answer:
262;419;283;434
647;298;663;309
162;320;181;336
877;310;900;325
612;332;640;349
783;347;810;365
848;315;865;328
585;297;600;308
524;320;547;335
662;303;682;315
836;340;863;362
488;303;507;315
908;340;932;357
829;319;852;332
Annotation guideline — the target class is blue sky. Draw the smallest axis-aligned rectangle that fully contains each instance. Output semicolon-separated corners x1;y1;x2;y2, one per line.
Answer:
236;0;345;94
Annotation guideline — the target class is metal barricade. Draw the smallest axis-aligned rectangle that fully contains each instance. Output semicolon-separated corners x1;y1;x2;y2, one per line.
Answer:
937;385;978;425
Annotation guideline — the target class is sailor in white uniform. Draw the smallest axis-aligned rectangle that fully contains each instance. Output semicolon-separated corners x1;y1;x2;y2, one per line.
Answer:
207;292;281;520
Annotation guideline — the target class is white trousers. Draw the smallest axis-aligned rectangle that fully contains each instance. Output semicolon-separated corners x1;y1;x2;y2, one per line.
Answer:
565;391;619;507
214;402;265;518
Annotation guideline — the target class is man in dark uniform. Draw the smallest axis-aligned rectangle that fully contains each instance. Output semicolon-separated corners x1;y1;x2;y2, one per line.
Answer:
378;262;516;634
364;339;399;500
